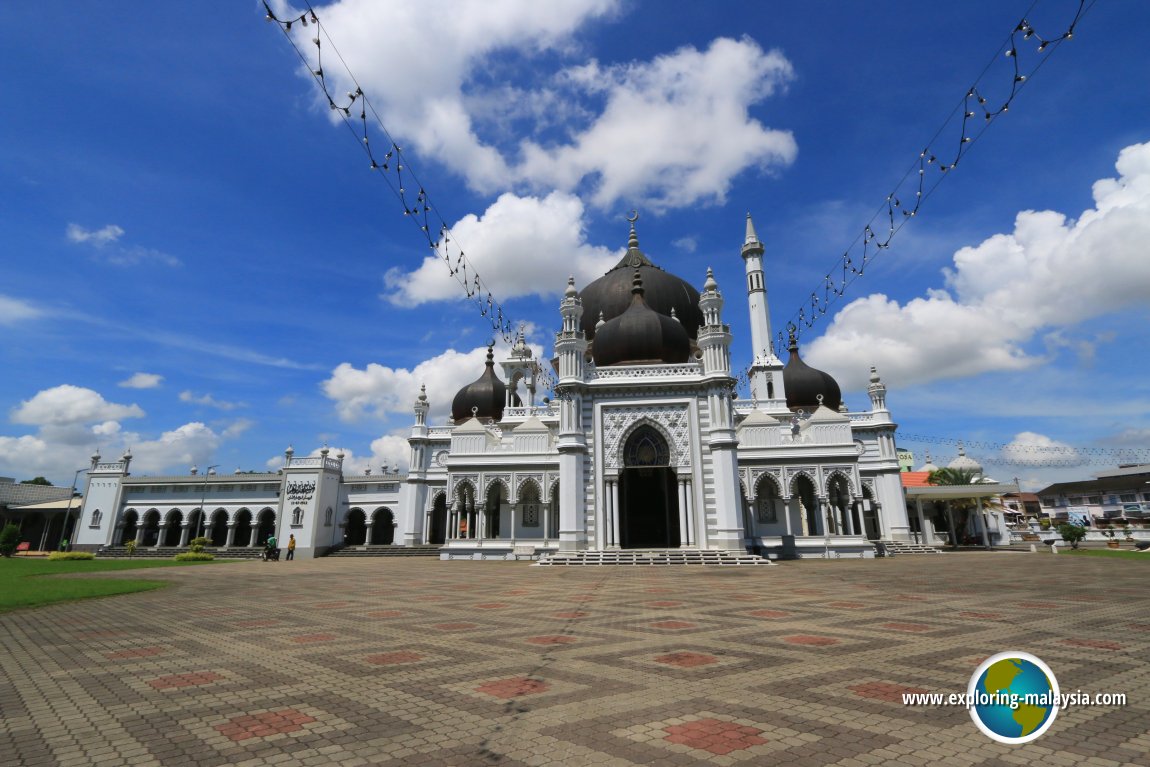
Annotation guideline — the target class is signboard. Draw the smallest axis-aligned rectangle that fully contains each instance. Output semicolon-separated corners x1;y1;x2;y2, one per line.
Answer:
1066;507;1091;527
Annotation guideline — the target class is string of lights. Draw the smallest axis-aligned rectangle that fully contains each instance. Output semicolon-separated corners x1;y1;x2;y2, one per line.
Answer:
772;0;1093;359
898;432;1150;468
261;2;559;393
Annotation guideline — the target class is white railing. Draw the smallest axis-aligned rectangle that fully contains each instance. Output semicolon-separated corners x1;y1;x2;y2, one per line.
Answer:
589;362;702;380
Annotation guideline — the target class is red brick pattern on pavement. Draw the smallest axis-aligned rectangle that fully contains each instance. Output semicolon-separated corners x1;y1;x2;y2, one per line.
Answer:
2;554;1148;766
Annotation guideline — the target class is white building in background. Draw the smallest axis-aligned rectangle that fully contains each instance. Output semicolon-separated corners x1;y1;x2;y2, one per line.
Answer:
74;216;909;560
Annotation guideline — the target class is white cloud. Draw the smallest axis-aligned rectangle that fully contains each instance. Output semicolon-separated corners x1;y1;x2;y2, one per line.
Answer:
279;1;795;210
806;140;1150;390
221;418;255;440
67;223;124;246
384;192;618;306
179;390;245;411
66;223;180;267
517;38;797;209
11;385;145;427
119;372;164;389
322;338;544;425
0;294;43;325
120;423;221;474
1000;432;1085;468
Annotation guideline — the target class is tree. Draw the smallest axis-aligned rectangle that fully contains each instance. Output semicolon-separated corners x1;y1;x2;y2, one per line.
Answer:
20;476;52;486
0;523;20;557
1057;523;1087;550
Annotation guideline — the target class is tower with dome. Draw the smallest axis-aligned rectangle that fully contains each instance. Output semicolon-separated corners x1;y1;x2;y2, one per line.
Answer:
398;215;909;559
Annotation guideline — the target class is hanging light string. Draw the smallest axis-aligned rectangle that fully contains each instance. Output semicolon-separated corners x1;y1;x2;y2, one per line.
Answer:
261;2;559;393
773;0;1094;359
899;433;1150;468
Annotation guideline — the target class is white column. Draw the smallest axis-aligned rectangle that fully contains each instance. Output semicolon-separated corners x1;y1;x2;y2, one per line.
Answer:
685;480;696;547
224;524;235;548
977;497;990;548
677;479;689;547
179;524;191;548
844;503;855;536
915;498;927;545
783;497;793;537
610;480;621;548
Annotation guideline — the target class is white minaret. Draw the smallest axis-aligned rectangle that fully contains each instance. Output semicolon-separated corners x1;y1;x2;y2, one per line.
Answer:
741;213;785;405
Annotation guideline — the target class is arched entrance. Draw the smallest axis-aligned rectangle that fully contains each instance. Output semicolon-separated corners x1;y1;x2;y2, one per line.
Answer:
255;509;276;546
428;493;447;544
619;425;680;549
793;475;818;536
345;508;366;545
119;510;139;545
209;510;228;546
163;511;184;546
141;510;161;546
369;508;395;545
233;509;253;547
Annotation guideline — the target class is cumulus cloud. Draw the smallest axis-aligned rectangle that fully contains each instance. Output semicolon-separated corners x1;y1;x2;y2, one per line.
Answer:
384;192;618;306
806;140;1150;390
119;423;221;474
11;385;145;427
119;372;163;389
278;1;795;209
323;338;544;425
1000;432;1085;468
0;294;43;325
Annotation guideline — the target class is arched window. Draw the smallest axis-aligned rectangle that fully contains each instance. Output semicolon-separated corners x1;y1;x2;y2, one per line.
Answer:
756;480;779;524
89;509;102;527
292;507;304;526
624;425;670;467
324;508;333;526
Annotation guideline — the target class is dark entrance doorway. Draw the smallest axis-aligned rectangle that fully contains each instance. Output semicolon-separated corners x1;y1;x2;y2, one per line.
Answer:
428;494;447;545
619;425;680;549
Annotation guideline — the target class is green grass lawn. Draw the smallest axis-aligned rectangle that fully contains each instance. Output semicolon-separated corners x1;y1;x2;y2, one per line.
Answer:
1063;548;1150;560
0;557;226;613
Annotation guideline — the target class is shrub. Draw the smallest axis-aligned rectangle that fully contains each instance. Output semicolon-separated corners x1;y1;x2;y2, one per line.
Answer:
124;540;137;557
174;552;215;561
188;537;211;554
1057;523;1087;550
0;523;20;557
47;551;96;560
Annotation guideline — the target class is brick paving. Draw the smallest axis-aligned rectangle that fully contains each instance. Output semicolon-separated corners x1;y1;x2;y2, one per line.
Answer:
1;553;1148;766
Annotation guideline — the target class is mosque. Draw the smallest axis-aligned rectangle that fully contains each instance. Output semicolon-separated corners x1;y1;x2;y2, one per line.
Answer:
73;216;909;560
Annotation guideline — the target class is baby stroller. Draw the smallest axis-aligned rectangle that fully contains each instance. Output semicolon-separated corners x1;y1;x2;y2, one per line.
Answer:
261;542;281;561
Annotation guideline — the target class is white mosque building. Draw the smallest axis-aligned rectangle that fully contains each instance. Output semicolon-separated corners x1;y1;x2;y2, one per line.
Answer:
73;216;909;560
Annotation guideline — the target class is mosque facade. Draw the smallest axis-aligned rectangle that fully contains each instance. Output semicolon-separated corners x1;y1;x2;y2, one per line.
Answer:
73;216;909;559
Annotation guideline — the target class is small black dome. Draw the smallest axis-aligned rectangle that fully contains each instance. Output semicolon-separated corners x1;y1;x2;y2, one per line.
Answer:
783;333;842;411
579;222;703;341
592;272;692;367
451;346;518;422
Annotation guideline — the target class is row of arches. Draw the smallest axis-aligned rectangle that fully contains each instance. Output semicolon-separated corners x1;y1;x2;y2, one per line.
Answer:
117;507;276;548
426;479;559;545
743;473;881;539
343;508;395;546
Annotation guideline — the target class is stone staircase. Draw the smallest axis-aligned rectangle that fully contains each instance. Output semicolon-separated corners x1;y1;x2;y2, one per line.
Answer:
324;545;442;558
878;540;944;555
535;549;774;566
97;546;263;560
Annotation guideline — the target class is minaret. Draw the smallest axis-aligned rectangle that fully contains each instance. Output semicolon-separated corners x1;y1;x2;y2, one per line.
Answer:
553;276;588;552
741;213;785;404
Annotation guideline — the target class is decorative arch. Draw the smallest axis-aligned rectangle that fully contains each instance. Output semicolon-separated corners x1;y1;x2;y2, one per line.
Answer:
119;509;140;545
345;507;367;546
162;509;184;546
208;508;229;546
515;476;543;504
232;508;254;547
618;418;676;468
484;475;511;503
824;470;856;497
787;470;817;497
754;474;783;525
141;509;161;547
428;491;448;545
369;507;395;545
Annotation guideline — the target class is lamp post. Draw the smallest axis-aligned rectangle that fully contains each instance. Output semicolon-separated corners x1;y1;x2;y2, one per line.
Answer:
197;464;219;542
58;468;87;551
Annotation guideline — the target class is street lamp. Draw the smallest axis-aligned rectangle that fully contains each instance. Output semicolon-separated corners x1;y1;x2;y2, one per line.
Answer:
58;468;87;551
197;464;220;542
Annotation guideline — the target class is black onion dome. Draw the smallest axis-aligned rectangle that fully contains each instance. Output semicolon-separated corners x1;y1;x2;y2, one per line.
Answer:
592;272;692;367
451;346;518;422
579;222;704;341
783;332;842;411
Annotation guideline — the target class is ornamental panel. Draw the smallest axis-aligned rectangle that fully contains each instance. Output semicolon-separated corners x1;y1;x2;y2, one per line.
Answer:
601;405;692;470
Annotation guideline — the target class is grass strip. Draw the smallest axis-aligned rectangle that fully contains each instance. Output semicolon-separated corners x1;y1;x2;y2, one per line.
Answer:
0;557;224;613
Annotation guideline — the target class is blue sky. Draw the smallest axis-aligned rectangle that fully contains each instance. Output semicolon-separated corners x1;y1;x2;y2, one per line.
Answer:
3;0;1148;491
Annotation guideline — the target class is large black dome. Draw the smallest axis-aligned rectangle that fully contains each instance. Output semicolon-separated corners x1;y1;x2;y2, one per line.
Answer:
579;223;703;341
592;272;692;367
451;346;518;422
783;333;842;411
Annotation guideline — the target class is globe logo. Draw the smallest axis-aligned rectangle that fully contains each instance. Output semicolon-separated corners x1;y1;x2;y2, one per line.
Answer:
968;651;1060;744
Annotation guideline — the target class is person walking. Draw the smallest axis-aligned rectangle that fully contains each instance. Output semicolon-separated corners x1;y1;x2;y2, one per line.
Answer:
286;534;296;560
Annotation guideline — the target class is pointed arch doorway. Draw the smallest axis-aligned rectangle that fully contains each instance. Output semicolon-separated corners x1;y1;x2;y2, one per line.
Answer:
619;425;681;549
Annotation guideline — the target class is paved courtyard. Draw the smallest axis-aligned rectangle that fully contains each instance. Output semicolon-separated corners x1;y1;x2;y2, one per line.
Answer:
1;552;1147;766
